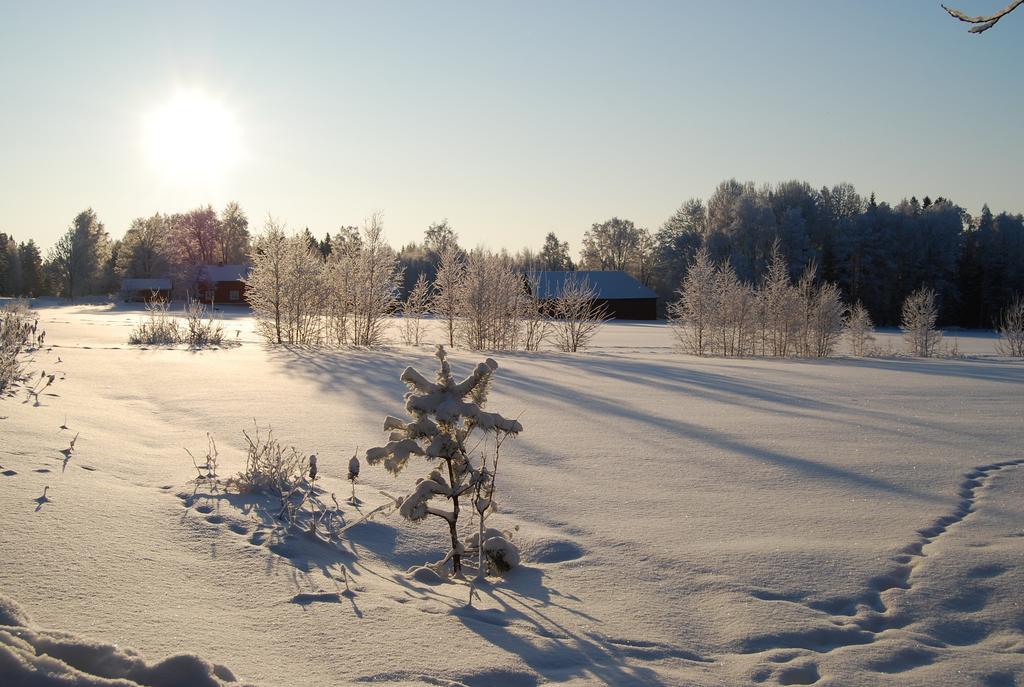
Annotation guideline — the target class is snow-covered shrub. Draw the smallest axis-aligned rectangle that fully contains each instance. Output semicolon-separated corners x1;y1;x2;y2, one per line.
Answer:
466;527;520;575
229;422;306;496
457;250;525;351
400;274;431;346
365;345;522;577
128;298;181;345
0;300;36;395
844;301;875;356
901;287;942;357
552;275;608;353
995;294;1024;357
184;298;224;346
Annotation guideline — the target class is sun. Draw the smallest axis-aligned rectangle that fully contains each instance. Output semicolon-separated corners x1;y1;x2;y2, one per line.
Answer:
143;89;241;183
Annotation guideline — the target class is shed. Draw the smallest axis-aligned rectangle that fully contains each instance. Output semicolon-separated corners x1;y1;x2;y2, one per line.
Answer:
530;270;658;320
196;264;252;305
121;278;172;303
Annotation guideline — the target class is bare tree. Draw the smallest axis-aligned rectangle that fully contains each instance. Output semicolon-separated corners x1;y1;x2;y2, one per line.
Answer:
995;294;1024;356
901;287;943;357
552;275;608;353
400;274;431;346
844;302;876;357
943;1;1023;33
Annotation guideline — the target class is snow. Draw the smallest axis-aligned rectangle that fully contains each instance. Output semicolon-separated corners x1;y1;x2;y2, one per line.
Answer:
1;301;1022;686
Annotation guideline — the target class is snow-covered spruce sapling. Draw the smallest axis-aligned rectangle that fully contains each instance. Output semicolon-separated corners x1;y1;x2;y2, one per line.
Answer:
366;345;522;577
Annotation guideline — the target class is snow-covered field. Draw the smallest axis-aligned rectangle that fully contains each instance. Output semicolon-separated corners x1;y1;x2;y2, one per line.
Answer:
2;302;1022;686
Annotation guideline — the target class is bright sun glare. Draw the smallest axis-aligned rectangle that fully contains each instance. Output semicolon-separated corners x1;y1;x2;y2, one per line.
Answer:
143;90;241;184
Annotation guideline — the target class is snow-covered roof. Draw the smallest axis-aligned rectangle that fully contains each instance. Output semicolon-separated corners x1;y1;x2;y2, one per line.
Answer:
121;278;171;291
530;271;657;300
199;264;251;283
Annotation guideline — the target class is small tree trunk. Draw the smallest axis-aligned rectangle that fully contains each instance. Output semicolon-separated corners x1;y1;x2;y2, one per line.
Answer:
445;457;462;575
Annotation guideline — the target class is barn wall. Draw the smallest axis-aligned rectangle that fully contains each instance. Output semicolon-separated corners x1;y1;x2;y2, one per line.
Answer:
600;298;657;320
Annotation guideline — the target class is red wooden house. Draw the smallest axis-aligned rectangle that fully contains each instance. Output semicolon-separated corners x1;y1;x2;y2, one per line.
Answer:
196;264;251;305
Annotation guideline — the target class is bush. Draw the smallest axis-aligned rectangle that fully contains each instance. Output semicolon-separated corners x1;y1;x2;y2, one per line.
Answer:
0;300;37;395
128;298;225;347
128;299;181;345
183;298;224;346
229;422;306;496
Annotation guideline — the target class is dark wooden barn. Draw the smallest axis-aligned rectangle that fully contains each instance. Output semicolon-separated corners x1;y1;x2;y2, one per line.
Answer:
121;278;172;303
530;270;658;320
196;264;251;305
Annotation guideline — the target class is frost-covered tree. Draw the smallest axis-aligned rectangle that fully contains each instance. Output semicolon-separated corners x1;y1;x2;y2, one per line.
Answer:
713;262;755;357
795;264;845;359
552;275;608;352
116;215;172;279
844;301;875;357
667;246;717;356
366;346;522;577
759;246;800;357
457;250;524;351
901;287;943;357
995;294;1024;356
520;272;551;352
539;232;574;271
45;209;111;301
348;213;402;347
246;220;289;344
431;246;464;347
400;274;431;346
321;213;403;347
218;202;251;265
278;236;324;345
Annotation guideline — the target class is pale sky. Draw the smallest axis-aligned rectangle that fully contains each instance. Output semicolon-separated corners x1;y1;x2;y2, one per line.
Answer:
1;1;1021;255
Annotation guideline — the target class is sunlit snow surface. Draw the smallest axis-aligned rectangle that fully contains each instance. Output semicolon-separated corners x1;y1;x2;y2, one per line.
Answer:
1;301;1022;686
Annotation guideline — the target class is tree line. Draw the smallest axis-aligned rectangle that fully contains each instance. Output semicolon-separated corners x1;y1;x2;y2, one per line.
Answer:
246;214;608;351
0;204;251;301
575;180;1023;329
3;177;1021;330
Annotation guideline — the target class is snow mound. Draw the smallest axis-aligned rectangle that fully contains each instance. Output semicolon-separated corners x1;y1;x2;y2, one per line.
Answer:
0;594;241;687
408;566;446;586
525;537;585;564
